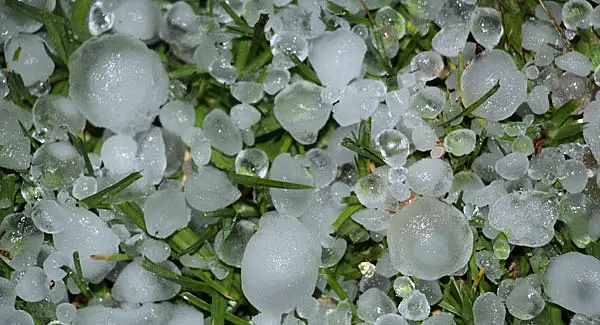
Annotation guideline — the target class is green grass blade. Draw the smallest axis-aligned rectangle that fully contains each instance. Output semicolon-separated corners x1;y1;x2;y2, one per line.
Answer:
332;204;364;230
89;253;133;261
141;258;215;295
6;71;35;110
79;171;143;209
67;132;95;177
61;251;92;300
116;201;147;232
180;292;250;325
288;54;322;86
439;81;501;128
70;0;92;41
230;173;314;189
172;225;218;259
218;0;248;27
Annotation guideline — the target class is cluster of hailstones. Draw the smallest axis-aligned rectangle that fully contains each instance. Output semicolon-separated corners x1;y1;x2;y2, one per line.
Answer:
2;0;600;324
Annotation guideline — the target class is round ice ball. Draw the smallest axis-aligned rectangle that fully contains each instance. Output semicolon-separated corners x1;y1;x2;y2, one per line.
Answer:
387;197;473;280
68;34;169;135
406;158;453;197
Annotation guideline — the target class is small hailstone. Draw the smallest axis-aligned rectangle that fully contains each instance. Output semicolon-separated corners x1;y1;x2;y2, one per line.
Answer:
112;0;161;42
473;292;505;325
209;58;238;85
269;153;314;217
494;152;529;180
527;85;550;115
476;250;502;283
230;104;261;129
159;100;195;136
43;251;68;281
231;81;264;104
357;288;396;323
444;129;476;156
214;220;255;267
470;7;503;49
554;51;593;77
32;95;86;142
88;0;115;36
410;51;444;82
375;314;408;325
16;266;49;302
551;73;591;108
558;159;589;193
112;257;181;303
305;148;338;188
410;87;445;119
524;64;539;79
562;0;593;30
56;302;76;324
375;6;406;39
529;147;566;185
385;88;410;118
101;134;138;175
0;214;44;271
203;109;242;156
135;126;167;185
352;208;391;232
30;200;69;234
181;127;212;166
412;125;439;152
358;261;376;278
354;174;389;209
505;278;545;320
406;158;453;197
69;34;168;135
263;68;291;95
398;290;430;321
387;198;473;280
375;129;410;167
4;34;55;87
497;279;514;301
393;276;415;298
71;176;97;200
594;65;600;86
432;25;470;58
139;238;171;263
414;279;442;305
184;165;241;212
30;142;85;190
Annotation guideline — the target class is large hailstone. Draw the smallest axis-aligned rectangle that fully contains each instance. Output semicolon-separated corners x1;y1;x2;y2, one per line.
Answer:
488;191;559;247
387;197;473;280
274;81;332;145
241;215;321;317
68;34;169;135
112;257;181;303
543;252;600;316
460;49;527;121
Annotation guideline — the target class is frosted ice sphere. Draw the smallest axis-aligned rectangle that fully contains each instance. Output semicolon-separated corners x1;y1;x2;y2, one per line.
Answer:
241;216;320;315
31;200;69;234
497;279;514;301
231;82;264;104
230;104;261;130
135;126;167;185
488;191;558;247
72;176;97;200
309;30;367;89
412;125;438;152
476;250;502;283
0;0;55;41
555;51;592;77
385;88;410;119
101;134;138;175
351;208;391;232
158;1;200;45
410;87;445;119
444;129;476;156
144;189;190;238
524;64;540;80
398;290;430;321
460;49;527;121
410;51;443;82
375;6;406;39
305;148;337;188
563;0;593;30
4;34;54;87
184;165;241;211
552;73;590;108
139;238;171;263
543;252;600;316
473;292;505;325
332;79;383;126
181;127;211;166
393;276;415;298
43;251;68;280
0;277;16;309
406;158;453;197
375;314;408;325
53;206;119;283
214;219;255;267
432;25;470;58
159;100;195;136
112;0;161;42
354;174;388;209
269;153;314;217
495;152;529;180
193;35;219;72
69;34;169;135
88;0;115;36
16;266;49;302
56;302;76;324
235;148;269;178
470;8;503;49
208;58;238;85
559;159;588;194
414;279;442;305
112;257;181;303
528;148;565;185
357;287;396;323
32;95;85;142
0;308;34;325
506;278;545;320
203;109;242;155
30;142;84;190
527;85;550;115
274;81;332;144
535;1;562;23
387;198;473;280
270;33;308;63
263;68;290;95
0;214;43;271
375;129;409;168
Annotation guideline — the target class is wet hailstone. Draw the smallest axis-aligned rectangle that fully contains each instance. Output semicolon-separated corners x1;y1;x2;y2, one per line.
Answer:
473;292;505;325
181;127;211;167
0;214;43;271
375;129;410;168
527;85;550;115
543;252;600;316
144;189;190;238
139;238;171;263
524;64;539;79
31;95;85;143
192;35;219;72
528;148;565;185
230;104;261;130
406;158;453;197
393;276;415;298
159;100;195;136
263;68;291;95
270;32;309;65
56;302;76;324
488;191;559;247
101;134;138;175
241;216;320;317
4;34;55;87
30;199;70;235
375;6;406;40
422;313;456;325
495;152;529;180
16;266;49;302
305;148;338;188
562;0;593;30
43;251;68;281
356;287;396;323
410;87;445;119
309;29;367;89
158;1;202;45
410;51;443;82
460;49;527;121
30;142;84;190
214;220;255;267
269;153;314;217
558;159;589;193
112;257;181;303
398;290;430;321
559;194;599;248
72;176;97;200
444;129;476;156
0;0;56;42
184;165;241;212
387;198;473;280
354;174;388;209
274;81;332;145
112;0;161;42
476;250;502;283
88;1;115;35
375;314;408;325
0;70;8;98
505;278;545;320
203;109;242;155
412;125;439;152
497;279;514;301
69;34;169;135
231;81;264;104
551;73;591;108
208;58;238;85
554;51;592;77
351;208;391;232
469;7;503;49
135;126;167;185
332;79;385;126
414;279;442;305
235;148;269;178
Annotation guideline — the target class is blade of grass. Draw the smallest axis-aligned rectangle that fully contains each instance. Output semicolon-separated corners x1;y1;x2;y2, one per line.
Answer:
229;173;315;189
218;0;249;28
288;54;322;86
168;64;198;79
211;273;232;325
18;121;40;150
78;171;143;209
116;201;147;232
189;269;237;300
70;0;92;41
141;258;215;295
180;292;250;325
439;81;500;127
6;71;35;110
172;225;218;259
61;251;92;300
89;253;133;261
240;48;272;76
332;204;365;231
67;132;94;177
341;137;386;166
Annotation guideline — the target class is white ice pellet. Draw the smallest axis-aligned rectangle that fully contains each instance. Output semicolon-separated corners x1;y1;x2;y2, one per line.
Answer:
505;278;545;320
269;153;314;217
494;152;529;180
473;292;505;325
112;0;161;42
159;100;195;136
32;95;86;143
203;109;242;155
356;287;396;323
398;290;430;321
406;158;453;197
112;257;181;303
4;34;54;87
469;8;503;49
554;51;593;77
30;199;70;234
101;134;138;175
235;148;269;178
230;104;261;130
181;127;212;166
144;189;190;238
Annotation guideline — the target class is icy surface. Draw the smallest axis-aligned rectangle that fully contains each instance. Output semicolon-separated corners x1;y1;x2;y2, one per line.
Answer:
0;214;43;271
101;134;138;175
444;129;476;156
473;292;505;325
410;87;445;119
144;189;190;238
406;158;453;197
494;152;529;180
269;153;314;217
69;34;169;135
112;257;181;303
30;200;69;234
356;287;396;323
470;7;503;49
398;290;430;321
4;34;54;87
16;266;49;302
230;104;261;130
235;148;269;178
305;148;337;188
112;0;161;42
30;141;85;190
182;127;212;166
203;109;242;155
135;126;167;185
159;100;195;136
184;165;241;212
215;220;255;267
555;51;592;77
388;198;473;280
505;278;545;320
